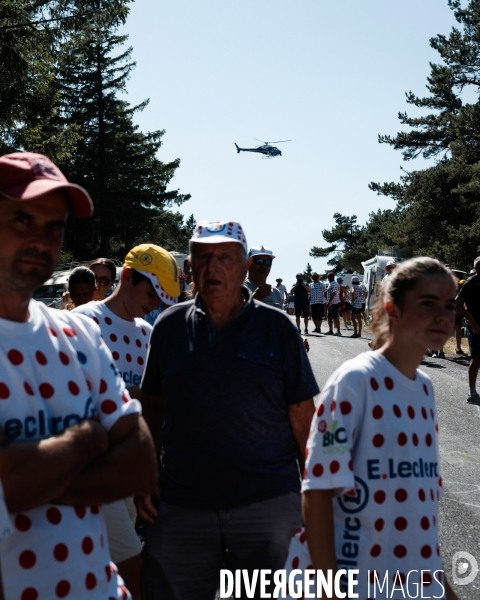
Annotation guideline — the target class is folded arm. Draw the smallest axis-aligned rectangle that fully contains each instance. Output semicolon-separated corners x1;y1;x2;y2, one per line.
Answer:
52;414;157;506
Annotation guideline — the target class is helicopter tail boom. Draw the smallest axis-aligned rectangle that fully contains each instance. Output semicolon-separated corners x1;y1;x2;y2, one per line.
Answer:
234;143;241;154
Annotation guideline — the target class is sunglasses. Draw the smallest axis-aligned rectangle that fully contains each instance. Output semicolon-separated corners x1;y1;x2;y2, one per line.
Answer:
252;258;273;266
95;277;113;286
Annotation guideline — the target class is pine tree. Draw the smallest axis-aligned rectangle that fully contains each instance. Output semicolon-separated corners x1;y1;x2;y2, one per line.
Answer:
303;263;313;283
52;0;190;258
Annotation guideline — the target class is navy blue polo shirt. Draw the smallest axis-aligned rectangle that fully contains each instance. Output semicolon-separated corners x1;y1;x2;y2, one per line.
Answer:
141;291;320;509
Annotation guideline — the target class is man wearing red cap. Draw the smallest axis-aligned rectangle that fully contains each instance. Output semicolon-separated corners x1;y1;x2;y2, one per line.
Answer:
0;152;157;600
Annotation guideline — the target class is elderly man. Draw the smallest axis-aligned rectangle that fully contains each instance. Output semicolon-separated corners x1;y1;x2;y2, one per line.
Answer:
138;221;319;600
0;152;157;599
275;278;287;305
244;245;282;308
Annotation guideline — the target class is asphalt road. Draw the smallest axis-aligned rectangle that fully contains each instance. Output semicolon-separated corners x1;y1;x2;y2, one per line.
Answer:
302;318;480;600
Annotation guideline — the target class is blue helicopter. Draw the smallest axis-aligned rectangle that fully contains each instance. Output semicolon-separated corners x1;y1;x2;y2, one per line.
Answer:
234;139;291;158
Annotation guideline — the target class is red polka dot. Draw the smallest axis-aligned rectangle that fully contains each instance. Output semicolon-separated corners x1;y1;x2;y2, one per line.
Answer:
39;383;54;399
330;400;336;412
105;565;112;581
85;573;97;590
393;545;407;558
74;506;86;519
48;327;58;337
35;351;47;365
99;380;108;394
63;327;75;337
126;353;132;362
55;581;70;598
292;557;299;569
54;543;68;562
93;317;99;324
394;517;407;530
123;336;130;344
110;333;117;342
21;588;38;600
300;531;307;544
101;400;117;414
422;572;432;586
19;550;36;569
421;516;430;530
82;537;94;554
395;489;408;502
122;393;130;403
15;514;32;532
422;407;428;419
59;352;69;365
348;460;353;471
137;356;144;365
340;401;352;415
374;518;384;531
430;488;434;501
393;572;406;584
384;377;394;390
370;377;379;391
370;544;381;557
372;405;383;419
136;339;142;348
393;404;402;418
421;545;432;558
425;433;432;447
372;434;384;448
86;380;92;391
423;384;429;395
24;382;34;395
91;505;100;514
316;404;324;417
0;383;10;400
312;464;324;477
8;349;23;365
112;351;120;360
68;381;79;395
439;477;443;487
408;406;415;419
412;433;419;446
430;409;435;419
374;490;386;504
141;328;147;336
437;544;441;556
398;432;407;446
46;507;62;524
330;460;340;474
105;317;112;325
418;489;426;501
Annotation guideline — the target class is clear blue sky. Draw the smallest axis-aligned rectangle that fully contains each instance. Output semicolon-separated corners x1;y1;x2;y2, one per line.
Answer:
120;0;455;285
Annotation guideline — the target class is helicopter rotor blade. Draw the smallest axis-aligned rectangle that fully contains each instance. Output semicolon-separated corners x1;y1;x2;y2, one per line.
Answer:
253;138;266;144
270;140;291;144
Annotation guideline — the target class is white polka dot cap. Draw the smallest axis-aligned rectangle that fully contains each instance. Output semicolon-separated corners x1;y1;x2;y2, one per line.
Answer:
136;270;179;305
189;221;248;256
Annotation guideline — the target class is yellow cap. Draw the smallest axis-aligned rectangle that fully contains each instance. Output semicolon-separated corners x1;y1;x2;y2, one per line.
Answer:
123;244;181;299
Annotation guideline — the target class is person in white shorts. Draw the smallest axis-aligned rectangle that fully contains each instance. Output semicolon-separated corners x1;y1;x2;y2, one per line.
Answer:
0;151;157;600
284;257;459;600
75;244;181;599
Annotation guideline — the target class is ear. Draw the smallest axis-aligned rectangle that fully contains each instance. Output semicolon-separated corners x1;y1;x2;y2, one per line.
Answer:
121;267;133;284
385;300;401;324
246;257;253;270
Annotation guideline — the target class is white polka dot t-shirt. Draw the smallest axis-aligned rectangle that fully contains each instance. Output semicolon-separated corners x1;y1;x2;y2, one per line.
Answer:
284;351;445;600
74;302;152;386
0;300;140;600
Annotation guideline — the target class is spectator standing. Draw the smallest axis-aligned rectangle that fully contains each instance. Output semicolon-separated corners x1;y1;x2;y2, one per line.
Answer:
456;257;480;404
67;266;96;308
382;260;396;283
342;283;352;328
0;152;157;599
291;273;311;334
74;244;180;599
309;272;326;334
350;275;367;338
275;278;287;305
138;221;319;600
325;272;341;336
287;293;295;315
89;258;117;301
244;245;282;308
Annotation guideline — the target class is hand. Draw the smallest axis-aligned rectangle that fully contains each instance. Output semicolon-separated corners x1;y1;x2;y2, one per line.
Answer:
135;492;159;524
252;285;272;302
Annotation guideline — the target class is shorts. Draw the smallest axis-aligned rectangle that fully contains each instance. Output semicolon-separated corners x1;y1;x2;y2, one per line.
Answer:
361;303;365;311
344;302;352;311
295;303;310;318
466;325;480;358
102;497;142;564
328;304;339;320
288;303;294;309
352;306;362;315
311;304;325;321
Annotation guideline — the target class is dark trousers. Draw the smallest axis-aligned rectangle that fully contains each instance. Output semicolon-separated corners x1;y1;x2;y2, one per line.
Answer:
142;492;302;600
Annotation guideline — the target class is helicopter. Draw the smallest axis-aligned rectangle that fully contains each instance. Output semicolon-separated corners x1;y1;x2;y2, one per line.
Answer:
234;139;291;158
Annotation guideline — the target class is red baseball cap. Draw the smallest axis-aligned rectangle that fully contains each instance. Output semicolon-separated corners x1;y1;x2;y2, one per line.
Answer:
0;152;93;217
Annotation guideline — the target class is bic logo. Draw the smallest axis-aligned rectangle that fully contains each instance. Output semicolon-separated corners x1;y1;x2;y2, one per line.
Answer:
321;420;347;447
